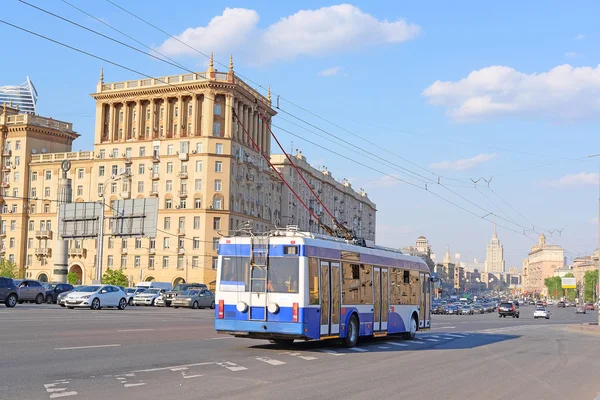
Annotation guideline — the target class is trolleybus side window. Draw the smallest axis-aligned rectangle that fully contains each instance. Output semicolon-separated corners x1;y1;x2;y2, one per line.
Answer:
220;256;250;291
267;257;299;293
410;270;420;305
390;269;401;305
342;262;361;305
359;264;373;304
309;258;319;304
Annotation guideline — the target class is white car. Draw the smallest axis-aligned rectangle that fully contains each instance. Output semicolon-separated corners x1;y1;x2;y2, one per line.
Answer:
533;307;550;319
133;288;165;306
547;300;554;305
65;285;128;310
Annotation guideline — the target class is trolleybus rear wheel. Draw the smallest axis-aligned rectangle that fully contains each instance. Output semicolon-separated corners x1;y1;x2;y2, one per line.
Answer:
343;314;359;348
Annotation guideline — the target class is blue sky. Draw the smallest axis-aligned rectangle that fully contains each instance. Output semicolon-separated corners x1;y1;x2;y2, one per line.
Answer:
2;0;600;268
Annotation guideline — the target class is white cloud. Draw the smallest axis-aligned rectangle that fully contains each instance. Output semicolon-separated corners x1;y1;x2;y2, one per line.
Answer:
422;64;600;122
429;153;496;171
548;172;599;187
575;34;585;40
368;174;402;188
157;4;420;64
318;66;342;76
564;51;577;58
588;217;598;224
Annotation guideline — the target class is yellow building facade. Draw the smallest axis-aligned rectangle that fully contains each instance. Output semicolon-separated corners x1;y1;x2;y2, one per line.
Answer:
1;61;376;289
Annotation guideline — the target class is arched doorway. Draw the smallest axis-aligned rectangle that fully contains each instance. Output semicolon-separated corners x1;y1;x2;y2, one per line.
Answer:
69;264;83;285
37;273;48;283
145;276;155;282
173;277;185;286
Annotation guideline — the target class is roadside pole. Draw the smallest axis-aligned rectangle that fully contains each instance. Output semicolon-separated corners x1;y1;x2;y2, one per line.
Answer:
597;163;600;323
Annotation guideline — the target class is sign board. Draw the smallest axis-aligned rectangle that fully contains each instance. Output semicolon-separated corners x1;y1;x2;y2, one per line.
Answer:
561;277;576;289
108;198;158;238
58;202;103;239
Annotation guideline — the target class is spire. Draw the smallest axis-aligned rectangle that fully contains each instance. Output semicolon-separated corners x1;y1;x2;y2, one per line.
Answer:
229;54;234;73
206;52;215;74
267;85;271;103
493;220;497;239
99;67;104;84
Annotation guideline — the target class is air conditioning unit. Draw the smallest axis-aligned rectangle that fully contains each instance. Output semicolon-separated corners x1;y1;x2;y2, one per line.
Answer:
175;205;180;209
95;155;100;159
121;153;126;157
11;165;16;169
109;154;114;158
191;150;196;154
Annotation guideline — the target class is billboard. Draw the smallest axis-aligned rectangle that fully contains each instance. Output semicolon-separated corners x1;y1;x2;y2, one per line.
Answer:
109;198;158;238
58;202;103;239
561;277;576;289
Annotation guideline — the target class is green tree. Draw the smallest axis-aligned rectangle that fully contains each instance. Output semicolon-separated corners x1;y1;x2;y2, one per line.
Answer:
101;268;129;287
544;276;562;299
67;272;80;285
0;259;18;278
584;269;599;303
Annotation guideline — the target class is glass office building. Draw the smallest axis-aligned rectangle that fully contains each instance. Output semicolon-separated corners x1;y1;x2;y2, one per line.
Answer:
0;77;38;114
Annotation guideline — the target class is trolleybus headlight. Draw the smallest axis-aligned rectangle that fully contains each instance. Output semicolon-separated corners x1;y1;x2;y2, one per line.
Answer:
236;301;248;313
267;303;279;314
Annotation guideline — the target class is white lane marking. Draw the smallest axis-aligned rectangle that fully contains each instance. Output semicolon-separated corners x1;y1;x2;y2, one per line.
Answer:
169;367;188;372
256;357;286;366
428;335;440;338
377;346;391;349
318;349;344;356
445;334;466;338
182;374;203;379
55;344;121;350
44;383;69;388
412;341;425;344
46;388;67;393
432;326;456;329
133;361;214;373
284;352;318;361
385;341;408;347
205;336;233;340
49;392;78;399
349;347;368;352
217;361;247;372
117;328;155;332
124;383;147;388
424;338;439;342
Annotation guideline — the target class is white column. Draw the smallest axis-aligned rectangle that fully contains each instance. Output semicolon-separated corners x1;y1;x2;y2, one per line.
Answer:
109;103;116;142
224;94;233;139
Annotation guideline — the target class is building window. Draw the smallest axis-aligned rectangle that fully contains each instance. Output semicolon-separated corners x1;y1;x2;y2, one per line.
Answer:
32;171;37;181
29;221;34;231
193;237;200;249
165;199;172;209
99;149;105;159
14;156;20;166
149;238;155;250
167;145;174;155
145;126;150;137
164;217;171;230
160;125;164;136
15;140;20;150
213;217;221;230
134;255;141;268
215;161;222;173
99;166;105;177
44;187;50;197
146;108;151;121
167;162;173;174
192;256;199;269
13;172;18;182
10;220;15;231
107;255;114;268
160;107;164;119
215;143;223;154
139;164;145;175
212;238;219;251
78;169;84;179
77;185;83;196
177;256;184;270
139;147;146;157
27;254;32;265
188;104;193;116
213;257;218;270
196;142;203;153
111;182;117;194
152;181;158;193
45;170;51;180
11;203;16;213
137;181;144;193
119;110;124;122
97;183;104;196
195;179;202;191
180;198;187;209
214;179;222;191
214;103;222;115
194;198;201;209
121;255;127;269
174;106;179;117
213;122;221;136
112;165;118;176
108;237;114;249
213;197;222;210
166;180;173;192
132;109;137;122
163;237;170;249
149;255;155;270
44;204;50;213
193;216;200;230
28;238;33;248
162;256;169;269
9;238;14;248
195;160;202;172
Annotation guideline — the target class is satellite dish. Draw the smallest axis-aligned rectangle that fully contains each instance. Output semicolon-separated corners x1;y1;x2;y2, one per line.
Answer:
41;148;46;154
31;149;37;154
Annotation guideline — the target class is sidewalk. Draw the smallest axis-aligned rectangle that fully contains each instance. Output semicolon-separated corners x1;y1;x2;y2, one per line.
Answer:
566;323;600;335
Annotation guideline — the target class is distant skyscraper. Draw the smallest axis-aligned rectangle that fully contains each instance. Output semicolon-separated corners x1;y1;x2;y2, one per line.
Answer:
484;222;505;273
0;77;38;114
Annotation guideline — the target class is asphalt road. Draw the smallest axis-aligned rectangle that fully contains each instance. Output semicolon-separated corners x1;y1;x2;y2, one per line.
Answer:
1;303;599;400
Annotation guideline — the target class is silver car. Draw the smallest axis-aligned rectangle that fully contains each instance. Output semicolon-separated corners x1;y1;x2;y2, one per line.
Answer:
14;279;46;304
172;289;215;309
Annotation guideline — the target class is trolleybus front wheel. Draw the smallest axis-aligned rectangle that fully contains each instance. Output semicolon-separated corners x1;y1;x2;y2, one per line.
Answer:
403;315;418;340
343;314;359;348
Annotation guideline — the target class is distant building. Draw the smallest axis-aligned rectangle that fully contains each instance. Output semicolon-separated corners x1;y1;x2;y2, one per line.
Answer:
402;236;434;273
522;234;565;295
460;258;485;273
484;223;505;273
0;77;38;114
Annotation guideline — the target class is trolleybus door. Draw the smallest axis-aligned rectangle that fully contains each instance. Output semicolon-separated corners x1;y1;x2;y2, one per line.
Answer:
373;267;389;332
420;272;431;329
319;261;341;336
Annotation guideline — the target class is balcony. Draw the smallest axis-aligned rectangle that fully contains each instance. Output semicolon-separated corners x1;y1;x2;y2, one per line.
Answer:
178;190;187;198
149;190;159;197
177;228;185;236
0;246;5;255
120;191;131;199
152;154;160;163
178;171;188;179
178;248;185;255
35;248;52;257
0;230;5;237
124;156;132;164
178;152;189;161
150;172;160;180
1;165;10;172
149;248;156;255
68;248;87;258
35;230;53;239
122;248;128;254
1;182;9;188
2;149;11;157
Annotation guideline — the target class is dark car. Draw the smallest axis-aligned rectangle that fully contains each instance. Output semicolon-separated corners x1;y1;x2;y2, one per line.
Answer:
13;279;46;304
43;283;74;304
472;304;485;314
446;305;459;315
0;277;19;307
498;302;519;318
162;283;208;307
556;301;566;308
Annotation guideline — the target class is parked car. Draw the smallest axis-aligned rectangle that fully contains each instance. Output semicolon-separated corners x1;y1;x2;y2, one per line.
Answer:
0;277;19;307
13;279;46;304
162;283;208;307
133;288;165;306
65;285;128;310
172;289;215;309
556;301;566;308
43;283;74;304
575;305;586;314
472;304;485;314
134;282;173;291
57;285;83;307
533;307;550;319
585;302;595;311
498;302;520;318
